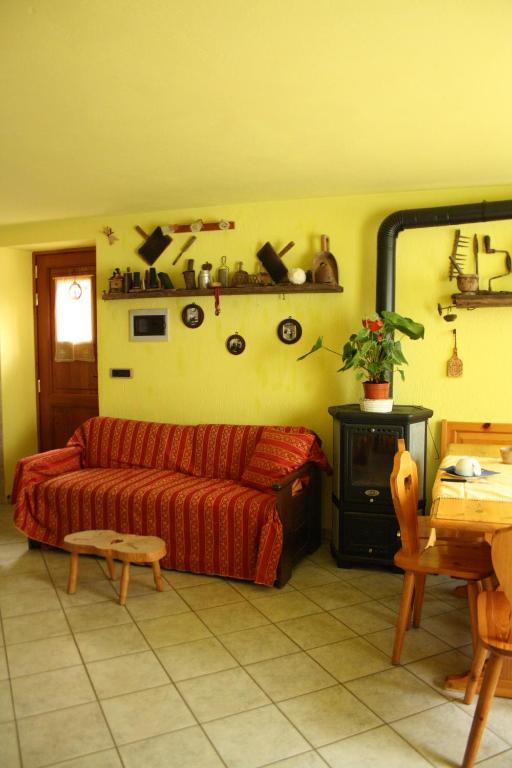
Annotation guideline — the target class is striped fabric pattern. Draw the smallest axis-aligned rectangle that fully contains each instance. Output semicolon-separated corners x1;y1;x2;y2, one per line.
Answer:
15;467;281;585
241;429;316;490
191;424;265;480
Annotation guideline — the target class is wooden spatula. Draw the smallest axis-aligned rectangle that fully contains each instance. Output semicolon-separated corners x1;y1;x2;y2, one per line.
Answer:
447;329;463;377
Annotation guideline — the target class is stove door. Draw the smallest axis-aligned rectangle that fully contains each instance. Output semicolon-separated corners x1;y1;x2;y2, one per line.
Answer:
342;424;403;506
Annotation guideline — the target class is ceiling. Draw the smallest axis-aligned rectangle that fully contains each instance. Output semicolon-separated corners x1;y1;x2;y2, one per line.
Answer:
1;0;512;226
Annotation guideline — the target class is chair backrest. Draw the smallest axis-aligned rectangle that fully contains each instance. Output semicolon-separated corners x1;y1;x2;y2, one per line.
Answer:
440;420;512;457
390;449;420;555
491;525;512;606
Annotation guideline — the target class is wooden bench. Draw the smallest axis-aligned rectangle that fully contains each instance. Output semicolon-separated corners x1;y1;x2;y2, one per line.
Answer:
62;530;167;606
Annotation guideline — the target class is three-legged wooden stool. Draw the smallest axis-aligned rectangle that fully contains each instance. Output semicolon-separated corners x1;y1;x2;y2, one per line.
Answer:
62;530;167;606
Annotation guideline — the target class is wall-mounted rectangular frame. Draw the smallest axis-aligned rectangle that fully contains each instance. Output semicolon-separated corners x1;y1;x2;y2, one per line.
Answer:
129;309;168;342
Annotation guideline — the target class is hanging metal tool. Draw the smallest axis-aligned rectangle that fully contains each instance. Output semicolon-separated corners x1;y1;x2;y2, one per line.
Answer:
483;235;512;291
447;329;463;377
172;235;197;266
448;229;470;280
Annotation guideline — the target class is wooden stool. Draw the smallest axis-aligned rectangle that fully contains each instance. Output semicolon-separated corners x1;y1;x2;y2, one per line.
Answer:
62;530;167;606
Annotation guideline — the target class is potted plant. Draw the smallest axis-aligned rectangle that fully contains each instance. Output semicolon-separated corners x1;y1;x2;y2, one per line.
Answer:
298;310;424;411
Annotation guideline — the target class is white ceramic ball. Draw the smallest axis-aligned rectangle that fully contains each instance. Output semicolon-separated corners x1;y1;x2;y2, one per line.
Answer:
288;268;306;285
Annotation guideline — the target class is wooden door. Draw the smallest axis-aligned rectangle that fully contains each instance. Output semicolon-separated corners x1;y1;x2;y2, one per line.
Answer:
35;249;98;450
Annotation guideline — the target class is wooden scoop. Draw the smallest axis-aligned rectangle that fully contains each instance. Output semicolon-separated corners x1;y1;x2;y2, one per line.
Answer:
447;329;463;377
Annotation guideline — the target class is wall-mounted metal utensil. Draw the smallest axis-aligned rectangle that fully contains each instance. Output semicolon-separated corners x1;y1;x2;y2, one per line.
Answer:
437;303;457;322
448;229;470;280
472;234;479;278
447;329;463;377
483;234;512;290
172;235;197;266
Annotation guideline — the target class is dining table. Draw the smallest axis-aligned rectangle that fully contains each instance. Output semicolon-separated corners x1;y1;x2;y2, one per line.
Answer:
428;442;512;698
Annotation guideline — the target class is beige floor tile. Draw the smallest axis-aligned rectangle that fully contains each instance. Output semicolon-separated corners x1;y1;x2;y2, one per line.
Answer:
157;636;238;681
288;562;341;589
87;649;169;698
345;666;446;722
74;622;148;662
44;750;123;767
346;572;404;599
7;635;81;678
177;581;244;610
319;724;433;767
17;702;113;768
228;580;294;598
300;582;369;611
421;608;472;648
277;612;355;650
101;683;194;745
65;601;132;632
197;601;269;635
379;592;455;619
477;751;512;767
0;542;45;573
455;693;512;745
42;548;72;568
57;578;118;608
111;569;171;598
0;586;61;618
265;753;329;767
309;637;392;683
406;649;474;696
124;589;190;620
250;592;321;622
119;725;225;768
220;624;300;664
391;702;509;767
365;626;452;664
3;609;69;645
426;579;468;608
204;704;309;768
246;652;336;701
178;666;269;721
330;600;397;635
11;665;95;718
48;557;105;583
137;611;212;648
163;570;218;588
0;679;14;722
0;721;20;767
0;570;55;594
0;647;7;680
279;685;381;747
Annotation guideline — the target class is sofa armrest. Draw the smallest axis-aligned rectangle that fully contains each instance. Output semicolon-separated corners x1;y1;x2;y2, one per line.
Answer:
12;445;83;502
271;463;312;492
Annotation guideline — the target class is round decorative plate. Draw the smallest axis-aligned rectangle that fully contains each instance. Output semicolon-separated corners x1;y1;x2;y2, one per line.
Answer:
226;333;245;355
277;317;302;344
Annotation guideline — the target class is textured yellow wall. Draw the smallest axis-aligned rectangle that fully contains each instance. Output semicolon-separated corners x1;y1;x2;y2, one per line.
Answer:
2;183;512;518
0;248;38;495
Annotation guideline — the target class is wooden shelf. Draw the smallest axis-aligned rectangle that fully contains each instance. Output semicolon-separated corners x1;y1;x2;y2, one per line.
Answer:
452;291;512;308
102;283;343;300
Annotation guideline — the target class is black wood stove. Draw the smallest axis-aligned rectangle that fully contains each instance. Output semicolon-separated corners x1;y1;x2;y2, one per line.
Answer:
328;404;433;568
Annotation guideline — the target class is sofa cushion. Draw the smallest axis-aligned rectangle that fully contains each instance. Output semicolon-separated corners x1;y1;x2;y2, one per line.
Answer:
192;424;265;481
17;467;282;586
69;417;194;474
241;428;316;491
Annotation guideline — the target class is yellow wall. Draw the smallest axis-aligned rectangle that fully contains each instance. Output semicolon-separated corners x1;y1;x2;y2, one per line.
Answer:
2;183;512;520
0;248;38;496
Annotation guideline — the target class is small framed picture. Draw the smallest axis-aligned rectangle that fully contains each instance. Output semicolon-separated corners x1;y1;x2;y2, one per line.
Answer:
226;333;245;355
277;317;302;345
182;303;204;328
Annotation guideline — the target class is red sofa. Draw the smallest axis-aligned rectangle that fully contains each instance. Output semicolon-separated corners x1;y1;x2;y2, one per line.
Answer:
12;417;330;586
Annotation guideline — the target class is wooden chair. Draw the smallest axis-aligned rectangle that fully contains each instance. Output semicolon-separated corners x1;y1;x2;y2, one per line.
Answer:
462;525;512;768
390;449;494;665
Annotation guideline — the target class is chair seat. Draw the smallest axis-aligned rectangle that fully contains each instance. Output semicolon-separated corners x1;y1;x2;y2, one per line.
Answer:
395;542;493;581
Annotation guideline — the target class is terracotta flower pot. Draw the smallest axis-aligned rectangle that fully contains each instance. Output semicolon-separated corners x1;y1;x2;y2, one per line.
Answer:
363;382;390;400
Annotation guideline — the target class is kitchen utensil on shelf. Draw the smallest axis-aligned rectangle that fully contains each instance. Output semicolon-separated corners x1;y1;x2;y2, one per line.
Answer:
217;256;229;287
198;262;212;289
473;234;479;278
447;329;463;377
312;235;339;284
172;235;197;266
182;259;196;289
231;261;250;287
137;226;172;265
256;241;295;283
456;273;479;293
448;229;470;280
437;303;457;322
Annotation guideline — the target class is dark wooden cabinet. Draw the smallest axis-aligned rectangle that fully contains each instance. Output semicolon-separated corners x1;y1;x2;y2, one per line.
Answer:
328;404;433;568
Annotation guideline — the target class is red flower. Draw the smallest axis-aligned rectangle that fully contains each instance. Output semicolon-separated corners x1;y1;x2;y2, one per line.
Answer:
363;318;384;333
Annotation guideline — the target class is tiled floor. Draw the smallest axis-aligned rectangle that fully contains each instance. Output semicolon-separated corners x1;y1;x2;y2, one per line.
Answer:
1;505;511;768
